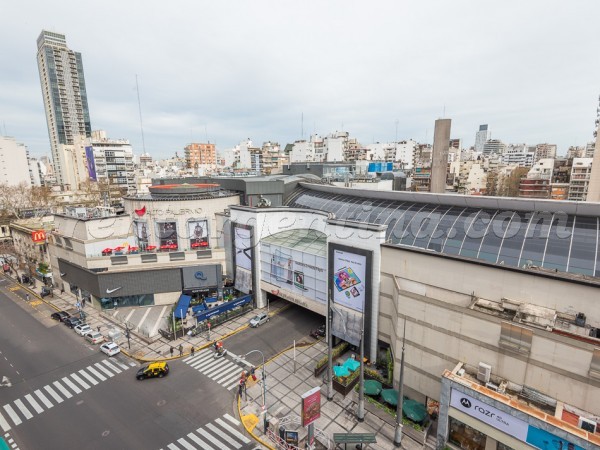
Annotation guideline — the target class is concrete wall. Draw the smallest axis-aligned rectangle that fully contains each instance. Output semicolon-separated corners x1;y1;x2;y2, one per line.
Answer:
379;246;600;416
431;118;451;193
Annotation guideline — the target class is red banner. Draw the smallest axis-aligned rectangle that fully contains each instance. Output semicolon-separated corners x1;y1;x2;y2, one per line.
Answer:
31;230;46;243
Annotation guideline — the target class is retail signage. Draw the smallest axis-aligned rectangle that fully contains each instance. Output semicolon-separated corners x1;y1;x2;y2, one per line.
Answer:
31;230;46;244
85;146;97;181
182;265;220;290
301;387;321;427
233;225;253;294
331;248;367;312
450;390;528;440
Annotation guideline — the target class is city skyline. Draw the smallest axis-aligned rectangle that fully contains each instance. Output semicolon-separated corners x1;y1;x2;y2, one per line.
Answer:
1;1;599;160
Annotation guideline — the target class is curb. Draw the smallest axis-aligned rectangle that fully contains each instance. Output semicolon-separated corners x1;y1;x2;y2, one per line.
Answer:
238;396;276;450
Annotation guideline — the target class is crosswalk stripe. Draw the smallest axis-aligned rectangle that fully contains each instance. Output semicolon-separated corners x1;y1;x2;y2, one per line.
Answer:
215;418;251;444
101;359;121;374
70;373;90;390
190;353;214;368
0;411;11;432
78;369;98;386
212;364;241;384
13;399;32;420
195;357;224;372
24;394;43;414
220;371;242;387
86;366;107;382
223;413;240;426
61;377;82;394
112;360;129;370
187;431;215;450
202;359;229;377
94;362;114;378
187;348;210;361
128;361;136;367
206;423;241;448
166;444;180;450
34;390;53;410
53;381;72;399
43;385;63;404
2;405;21;426
176;437;196;450
196;427;226;449
227;380;240;391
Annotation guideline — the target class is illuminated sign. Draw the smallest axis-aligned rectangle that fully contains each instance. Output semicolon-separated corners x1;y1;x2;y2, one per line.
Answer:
31;230;47;244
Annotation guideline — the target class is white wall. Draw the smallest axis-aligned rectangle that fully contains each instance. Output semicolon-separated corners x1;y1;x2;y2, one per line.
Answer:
0;136;31;186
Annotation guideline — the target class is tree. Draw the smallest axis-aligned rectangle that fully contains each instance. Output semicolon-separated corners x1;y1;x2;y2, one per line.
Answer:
498;167;528;197
0;183;54;219
0;240;19;273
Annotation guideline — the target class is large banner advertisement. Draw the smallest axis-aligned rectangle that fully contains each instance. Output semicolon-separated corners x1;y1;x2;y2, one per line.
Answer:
188;219;209;249
157;221;178;250
85;146;97;181
332;249;367;312
234;225;253;294
301;387;321;427
260;242;327;304
134;221;149;249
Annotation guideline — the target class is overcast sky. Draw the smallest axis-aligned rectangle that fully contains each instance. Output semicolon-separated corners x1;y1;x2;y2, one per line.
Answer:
2;1;599;160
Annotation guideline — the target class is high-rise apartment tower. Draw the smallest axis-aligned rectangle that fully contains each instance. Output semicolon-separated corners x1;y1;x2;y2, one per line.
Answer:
36;30;92;188
474;124;490;153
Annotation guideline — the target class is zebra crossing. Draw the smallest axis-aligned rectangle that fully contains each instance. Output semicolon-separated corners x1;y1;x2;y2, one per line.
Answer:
0;358;135;432
3;432;20;450
183;349;247;390
160;413;252;450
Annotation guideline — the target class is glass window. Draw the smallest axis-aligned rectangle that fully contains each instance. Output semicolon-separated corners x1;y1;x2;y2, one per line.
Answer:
401;204;439;247
442;208;479;255
542;215;574;272
428;207;463;252
519;212;553;267
478;212;514;263
460;210;495;259
567;216;597;276
448;416;486;450
395;204;426;246
497;212;530;268
414;205;450;249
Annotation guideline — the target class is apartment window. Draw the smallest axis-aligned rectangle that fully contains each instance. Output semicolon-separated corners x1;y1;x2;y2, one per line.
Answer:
499;321;532;355
62;237;73;250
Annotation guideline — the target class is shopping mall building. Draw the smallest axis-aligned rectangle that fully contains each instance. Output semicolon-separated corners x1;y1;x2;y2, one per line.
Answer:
50;176;600;448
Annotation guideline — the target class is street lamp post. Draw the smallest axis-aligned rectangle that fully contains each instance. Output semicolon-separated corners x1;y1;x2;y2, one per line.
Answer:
240;349;267;432
393;316;407;447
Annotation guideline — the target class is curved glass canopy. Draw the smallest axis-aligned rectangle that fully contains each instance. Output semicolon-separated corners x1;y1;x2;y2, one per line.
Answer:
285;187;600;277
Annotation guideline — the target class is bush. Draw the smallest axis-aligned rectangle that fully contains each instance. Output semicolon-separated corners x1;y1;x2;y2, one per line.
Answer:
315;342;349;371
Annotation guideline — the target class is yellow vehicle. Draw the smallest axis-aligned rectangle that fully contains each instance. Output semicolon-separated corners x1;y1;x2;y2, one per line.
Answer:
136;361;169;380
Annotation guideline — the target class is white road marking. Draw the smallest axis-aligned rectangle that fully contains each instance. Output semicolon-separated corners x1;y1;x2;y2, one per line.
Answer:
3;405;21;426
206;423;241;448
24;394;43;414
70;373;90;390
215;417;250;444
86;366;106;382
78;369;98;386
13;399;32;420
53;381;72;399
223;413;241;426
0;411;11;432
189;353;214;368
187;432;215;450
166;444;180;450
227;380;239;391
61;377;82;394
213;365;241;384
194;357;224;372
94;362;114;378
34;390;53;409
101;359;121;373
196;427;226;449
112;360;129;370
43;385;63;404
202;359;229;377
176;437;196;450
226;352;252;367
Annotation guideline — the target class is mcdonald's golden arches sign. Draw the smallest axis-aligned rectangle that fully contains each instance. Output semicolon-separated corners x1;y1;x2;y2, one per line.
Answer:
31;230;46;244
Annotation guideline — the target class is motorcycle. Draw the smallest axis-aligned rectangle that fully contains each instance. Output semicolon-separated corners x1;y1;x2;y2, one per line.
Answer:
214;347;228;359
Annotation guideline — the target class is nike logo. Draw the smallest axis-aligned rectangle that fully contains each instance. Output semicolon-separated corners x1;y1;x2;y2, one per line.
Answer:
106;287;122;294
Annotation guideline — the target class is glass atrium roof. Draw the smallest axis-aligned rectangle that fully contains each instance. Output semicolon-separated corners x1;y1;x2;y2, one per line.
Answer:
285;187;600;277
262;229;327;256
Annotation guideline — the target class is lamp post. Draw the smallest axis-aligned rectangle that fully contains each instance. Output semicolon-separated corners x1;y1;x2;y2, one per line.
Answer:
393;316;407;447
239;349;267;432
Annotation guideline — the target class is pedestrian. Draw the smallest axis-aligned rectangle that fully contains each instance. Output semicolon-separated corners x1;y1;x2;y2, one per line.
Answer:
170;346;174;357
191;346;195;356
250;367;257;382
179;344;183;356
97;325;101;333
25;293;30;301
60;286;65;294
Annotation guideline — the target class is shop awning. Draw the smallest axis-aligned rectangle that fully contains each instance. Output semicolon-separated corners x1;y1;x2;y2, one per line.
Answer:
173;294;192;319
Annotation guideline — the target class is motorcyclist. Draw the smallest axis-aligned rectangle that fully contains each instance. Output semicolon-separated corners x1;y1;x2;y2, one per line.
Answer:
214;341;224;355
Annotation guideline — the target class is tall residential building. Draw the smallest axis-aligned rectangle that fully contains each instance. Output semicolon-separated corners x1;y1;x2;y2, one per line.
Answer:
89;130;135;196
474;124;490;153
36;30;92;189
569;158;594;201
430;118;451;193
587;97;600;201
534;143;557;162
184;143;216;170
0;136;32;186
482;139;505;156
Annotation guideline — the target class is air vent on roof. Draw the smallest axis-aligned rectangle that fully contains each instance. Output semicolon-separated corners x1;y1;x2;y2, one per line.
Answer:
477;362;492;384
578;417;597;433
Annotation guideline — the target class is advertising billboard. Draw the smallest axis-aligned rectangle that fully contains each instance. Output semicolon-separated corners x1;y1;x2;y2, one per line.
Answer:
85;146;97;181
157;221;178;250
233;225;253;294
332;249;367;312
134;221;149;250
260;242;327;304
187;219;209;249
301;387;321;427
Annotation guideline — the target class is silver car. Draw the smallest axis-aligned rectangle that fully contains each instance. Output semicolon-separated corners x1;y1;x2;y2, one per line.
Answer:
249;313;269;328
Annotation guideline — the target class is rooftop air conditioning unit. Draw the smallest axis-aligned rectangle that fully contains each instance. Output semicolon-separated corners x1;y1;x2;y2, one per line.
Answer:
578;417;597;433
477;362;492;384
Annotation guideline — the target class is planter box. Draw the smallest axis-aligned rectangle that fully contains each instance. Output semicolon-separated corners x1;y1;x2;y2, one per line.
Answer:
314;364;327;378
333;375;360;396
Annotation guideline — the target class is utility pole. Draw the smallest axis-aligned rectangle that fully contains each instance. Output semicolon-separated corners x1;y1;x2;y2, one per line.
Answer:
393;316;407;447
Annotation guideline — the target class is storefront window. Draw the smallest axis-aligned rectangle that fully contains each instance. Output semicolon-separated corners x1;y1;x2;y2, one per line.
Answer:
100;294;154;309
449;417;486;450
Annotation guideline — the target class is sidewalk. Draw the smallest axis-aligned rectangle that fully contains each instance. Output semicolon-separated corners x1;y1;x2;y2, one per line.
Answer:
238;341;426;450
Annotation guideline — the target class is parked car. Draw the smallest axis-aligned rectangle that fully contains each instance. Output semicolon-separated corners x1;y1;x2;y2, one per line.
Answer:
310;324;326;339
64;317;82;329
100;342;120;357
74;324;92;336
249;312;269;328
40;286;52;298
51;311;70;322
136;362;169;380
84;331;104;345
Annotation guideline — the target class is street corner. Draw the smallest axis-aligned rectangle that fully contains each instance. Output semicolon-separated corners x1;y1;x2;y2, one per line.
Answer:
241;413;259;432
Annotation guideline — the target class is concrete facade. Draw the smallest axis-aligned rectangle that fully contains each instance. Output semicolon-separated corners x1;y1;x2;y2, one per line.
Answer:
0;136;31;186
430;119;451;193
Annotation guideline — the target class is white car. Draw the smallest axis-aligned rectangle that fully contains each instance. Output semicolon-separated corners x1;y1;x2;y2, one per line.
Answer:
249;312;269;328
85;331;105;345
100;342;120;357
74;324;92;336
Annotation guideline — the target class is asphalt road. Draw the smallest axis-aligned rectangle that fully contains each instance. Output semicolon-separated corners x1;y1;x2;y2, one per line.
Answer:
0;279;257;450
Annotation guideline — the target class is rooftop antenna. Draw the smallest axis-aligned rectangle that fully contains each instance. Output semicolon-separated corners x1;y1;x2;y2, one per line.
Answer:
301;112;304;139
135;74;147;154
205;124;208;143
